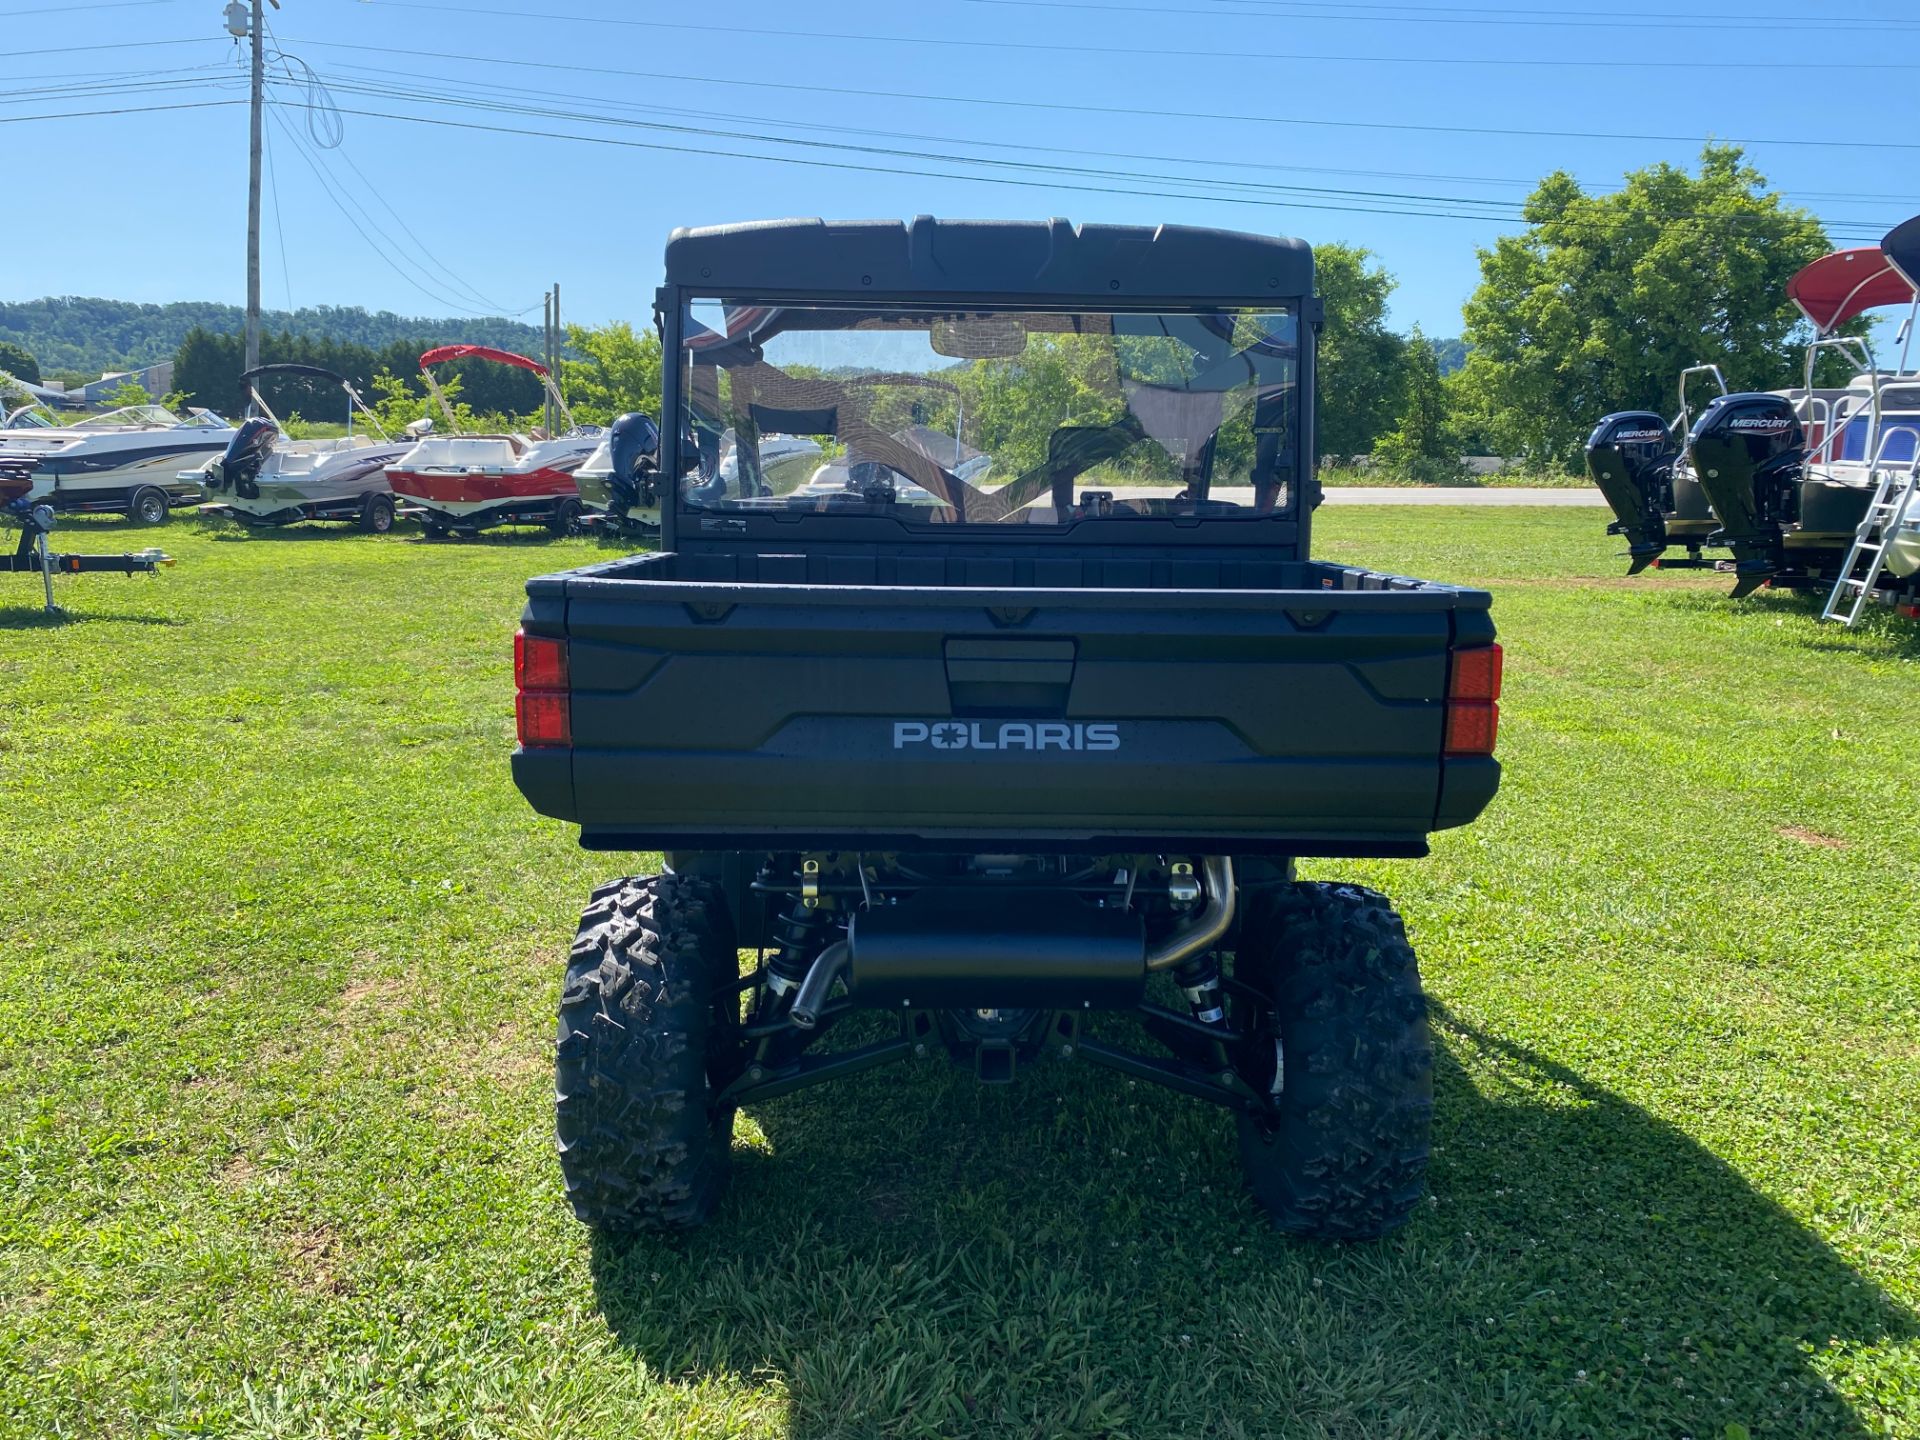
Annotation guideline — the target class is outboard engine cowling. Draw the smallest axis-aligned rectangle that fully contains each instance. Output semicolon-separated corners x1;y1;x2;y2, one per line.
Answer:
1585;411;1677;572
606;410;661;512
220;417;279;500
1687;393;1804;597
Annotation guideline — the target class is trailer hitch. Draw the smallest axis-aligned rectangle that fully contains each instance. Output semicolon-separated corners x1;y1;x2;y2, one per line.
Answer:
3;500;173;617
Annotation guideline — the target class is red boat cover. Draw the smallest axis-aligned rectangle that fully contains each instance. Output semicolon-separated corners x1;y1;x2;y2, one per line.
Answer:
1786;247;1916;335
418;344;549;375
1885;214;1920;290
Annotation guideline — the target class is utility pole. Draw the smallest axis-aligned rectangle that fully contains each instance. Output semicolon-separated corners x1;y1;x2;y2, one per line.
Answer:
542;290;553;434
245;0;265;383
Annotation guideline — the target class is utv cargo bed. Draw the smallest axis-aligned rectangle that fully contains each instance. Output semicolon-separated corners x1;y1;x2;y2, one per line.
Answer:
512;548;1499;855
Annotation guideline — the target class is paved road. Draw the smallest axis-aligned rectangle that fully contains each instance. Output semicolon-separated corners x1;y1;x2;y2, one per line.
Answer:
1322;486;1605;506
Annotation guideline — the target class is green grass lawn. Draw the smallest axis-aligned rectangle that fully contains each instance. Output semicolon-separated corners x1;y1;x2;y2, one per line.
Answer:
2;509;1916;1439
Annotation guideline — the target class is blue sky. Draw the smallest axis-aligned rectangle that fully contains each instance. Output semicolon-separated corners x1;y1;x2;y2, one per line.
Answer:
8;0;1919;338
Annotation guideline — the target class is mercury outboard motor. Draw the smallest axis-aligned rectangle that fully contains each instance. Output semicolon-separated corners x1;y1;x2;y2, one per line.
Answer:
217;417;279;500
606;411;661;513
1687;393;1804;597
1585;411;1677;572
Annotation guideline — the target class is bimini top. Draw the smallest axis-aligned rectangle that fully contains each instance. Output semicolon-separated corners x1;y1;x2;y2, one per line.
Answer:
1886;214;1920;290
241;362;350;387
1787;243;1916;335
419;344;549;375
663;217;1316;302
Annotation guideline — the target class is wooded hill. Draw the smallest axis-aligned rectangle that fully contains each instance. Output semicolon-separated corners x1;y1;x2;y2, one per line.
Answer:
0;297;547;379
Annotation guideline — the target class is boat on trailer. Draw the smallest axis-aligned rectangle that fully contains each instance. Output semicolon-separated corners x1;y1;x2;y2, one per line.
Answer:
383;345;600;536
0;402;230;523
194;364;416;532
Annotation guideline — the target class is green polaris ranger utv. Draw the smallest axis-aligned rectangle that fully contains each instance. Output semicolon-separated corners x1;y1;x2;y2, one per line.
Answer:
511;218;1503;1239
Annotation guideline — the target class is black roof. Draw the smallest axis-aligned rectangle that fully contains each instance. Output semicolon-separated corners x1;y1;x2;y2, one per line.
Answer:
663;217;1314;303
1886;213;1920;287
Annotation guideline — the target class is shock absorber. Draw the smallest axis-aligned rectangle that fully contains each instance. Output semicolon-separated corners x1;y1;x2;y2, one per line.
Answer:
762;891;826;1016
1175;951;1231;1074
1175;953;1225;1028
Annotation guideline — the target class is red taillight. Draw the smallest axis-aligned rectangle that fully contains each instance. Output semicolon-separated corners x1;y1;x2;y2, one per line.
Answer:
1449;643;1502;702
1445;643;1502;757
515;629;569;691
514;630;570;748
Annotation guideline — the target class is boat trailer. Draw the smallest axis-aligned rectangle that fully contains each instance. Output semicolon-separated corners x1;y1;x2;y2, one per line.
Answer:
2;496;173;617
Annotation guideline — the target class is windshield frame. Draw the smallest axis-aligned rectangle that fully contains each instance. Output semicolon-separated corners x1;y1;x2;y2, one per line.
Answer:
662;289;1313;552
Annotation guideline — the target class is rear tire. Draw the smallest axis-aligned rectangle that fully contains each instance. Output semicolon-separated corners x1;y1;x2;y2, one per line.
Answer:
1232;882;1434;1240
547;496;583;535
130;487;170;525
555;874;742;1230
360;493;395;533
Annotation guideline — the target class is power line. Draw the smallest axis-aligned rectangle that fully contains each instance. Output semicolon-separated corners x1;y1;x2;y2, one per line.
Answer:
324;0;1915;71
0;75;240;108
259;27;517;315
283;69;1905;238
0;98;247;125
266;106;505;317
284;35;1920;155
306;73;1520;216
276;96;1898;243
10;37;221;58
323;56;1549;194
0;0;189;13
957;0;1920;32
264;110;294;315
1122;0;1918;23
331;57;1920;212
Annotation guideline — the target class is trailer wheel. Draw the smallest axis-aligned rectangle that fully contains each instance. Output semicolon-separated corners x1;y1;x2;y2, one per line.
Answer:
1231;882;1433;1240
547;496;583;535
360;494;395;533
422;521;450;539
130;487;170;525
555;873;742;1231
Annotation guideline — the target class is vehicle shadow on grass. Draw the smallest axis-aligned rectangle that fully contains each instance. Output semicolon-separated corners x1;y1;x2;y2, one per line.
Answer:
0;604;182;629
588;1008;1914;1438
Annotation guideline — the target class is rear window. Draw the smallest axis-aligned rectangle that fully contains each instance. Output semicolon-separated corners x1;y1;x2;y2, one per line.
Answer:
676;300;1300;530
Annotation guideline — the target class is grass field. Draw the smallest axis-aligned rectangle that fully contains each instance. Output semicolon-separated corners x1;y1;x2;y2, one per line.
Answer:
2;508;1916;1439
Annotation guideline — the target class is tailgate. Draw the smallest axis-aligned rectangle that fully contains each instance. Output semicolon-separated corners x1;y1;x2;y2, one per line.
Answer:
515;577;1497;855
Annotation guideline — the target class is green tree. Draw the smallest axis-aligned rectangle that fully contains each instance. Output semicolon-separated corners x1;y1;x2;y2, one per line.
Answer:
1314;243;1406;462
1454;144;1832;464
559;321;663;426
101;378;152;409
0;341;40;385
1374;328;1465;483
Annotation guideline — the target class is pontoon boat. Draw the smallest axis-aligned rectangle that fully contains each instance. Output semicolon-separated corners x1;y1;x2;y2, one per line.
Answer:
1587;212;1920;607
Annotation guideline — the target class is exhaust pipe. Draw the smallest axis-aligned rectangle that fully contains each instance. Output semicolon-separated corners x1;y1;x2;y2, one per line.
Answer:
788;939;849;1029
787;857;1238;1019
1145;856;1236;972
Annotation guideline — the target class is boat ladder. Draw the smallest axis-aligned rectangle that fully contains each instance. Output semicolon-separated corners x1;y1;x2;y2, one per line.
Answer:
1820;425;1920;625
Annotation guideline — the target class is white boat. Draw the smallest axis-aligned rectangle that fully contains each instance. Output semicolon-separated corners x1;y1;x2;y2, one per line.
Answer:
193;363;414;531
0;403;232;522
574;411;666;535
383;345;600;535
